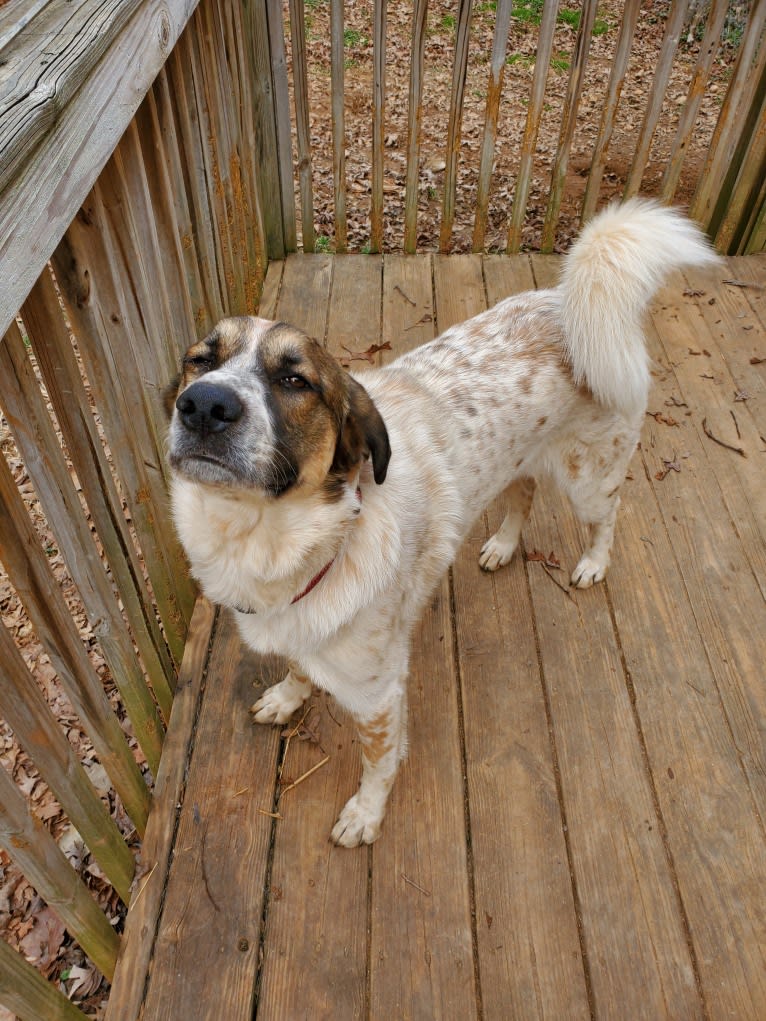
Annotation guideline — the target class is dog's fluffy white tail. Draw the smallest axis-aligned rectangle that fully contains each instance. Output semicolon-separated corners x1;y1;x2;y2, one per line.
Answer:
559;199;720;417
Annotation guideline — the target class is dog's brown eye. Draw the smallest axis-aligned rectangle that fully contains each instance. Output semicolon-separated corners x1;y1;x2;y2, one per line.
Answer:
281;375;310;390
184;354;214;369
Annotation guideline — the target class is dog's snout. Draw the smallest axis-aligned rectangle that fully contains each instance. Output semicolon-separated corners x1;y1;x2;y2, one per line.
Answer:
176;381;243;435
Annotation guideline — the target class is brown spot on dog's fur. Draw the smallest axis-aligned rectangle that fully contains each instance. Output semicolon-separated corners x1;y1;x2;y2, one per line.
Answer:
567;451;581;478
358;709;393;766
537;416;548;427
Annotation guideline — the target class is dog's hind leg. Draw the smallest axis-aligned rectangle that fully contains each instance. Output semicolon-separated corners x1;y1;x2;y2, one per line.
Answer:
479;476;536;572
250;663;313;725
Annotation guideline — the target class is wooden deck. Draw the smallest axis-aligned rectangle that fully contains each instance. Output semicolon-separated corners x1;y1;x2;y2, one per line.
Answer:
121;253;766;1020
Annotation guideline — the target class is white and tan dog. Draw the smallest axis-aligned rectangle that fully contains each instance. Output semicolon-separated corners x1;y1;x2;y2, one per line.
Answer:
165;200;717;846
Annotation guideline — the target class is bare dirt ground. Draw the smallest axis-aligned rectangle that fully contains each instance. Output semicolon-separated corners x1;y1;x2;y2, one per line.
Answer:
0;2;749;1016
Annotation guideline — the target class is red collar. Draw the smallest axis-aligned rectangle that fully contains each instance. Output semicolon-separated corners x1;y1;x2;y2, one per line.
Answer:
235;484;361;614
290;557;335;604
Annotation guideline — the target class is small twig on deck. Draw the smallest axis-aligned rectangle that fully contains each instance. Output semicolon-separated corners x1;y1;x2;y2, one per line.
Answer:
258;808;283;819
723;278;763;290
393;284;417;306
701;417;746;458
131;863;158;909
541;563;578;606
730;410;741;440
401;873;431;897
279;755;330;797
405;313;433;330
232;786;250;798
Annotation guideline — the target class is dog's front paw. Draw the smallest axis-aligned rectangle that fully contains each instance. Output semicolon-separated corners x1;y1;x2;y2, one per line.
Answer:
571;555;607;589
250;680;305;726
331;793;384;847
479;534;517;572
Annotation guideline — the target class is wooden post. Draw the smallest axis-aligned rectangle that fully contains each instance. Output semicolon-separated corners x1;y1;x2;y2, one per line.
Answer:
439;0;473;253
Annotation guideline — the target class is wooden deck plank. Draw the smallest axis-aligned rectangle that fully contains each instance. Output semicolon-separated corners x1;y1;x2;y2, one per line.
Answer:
525;256;703;1019
255;254;379;1021
141;624;282;1021
459;254;591;1020
366;254;479;1020
134;254;766;1021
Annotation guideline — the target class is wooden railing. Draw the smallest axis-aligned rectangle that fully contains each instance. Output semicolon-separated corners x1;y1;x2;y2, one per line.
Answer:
263;0;766;256
0;1;764;1017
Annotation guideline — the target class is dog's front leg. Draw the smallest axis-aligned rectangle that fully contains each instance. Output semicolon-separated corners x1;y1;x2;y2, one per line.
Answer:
250;662;313;725
331;680;407;848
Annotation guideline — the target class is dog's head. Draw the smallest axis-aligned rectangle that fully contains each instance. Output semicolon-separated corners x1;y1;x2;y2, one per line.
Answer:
164;317;390;497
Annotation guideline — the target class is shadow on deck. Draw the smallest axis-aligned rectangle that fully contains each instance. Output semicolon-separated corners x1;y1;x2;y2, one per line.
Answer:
115;253;766;1020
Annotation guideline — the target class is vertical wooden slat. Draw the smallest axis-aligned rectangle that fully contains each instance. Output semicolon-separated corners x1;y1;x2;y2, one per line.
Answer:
370;0;387;253
660;0;728;203
105;598;217;1021
52;188;194;665
21;269;175;709
165;39;227;324
0;937;87;1021
220;0;269;310
690;4;766;228
266;0;297;251
715;82;766;253
330;0;347;252
289;0;315;253
404;0;428;253
0;620;134;902
439;0;473;253
472;0;512;252
0;765;120;980
581;0;642;223
0;448;151;833
245;0;287;260
506;0;560;253
744;173;766;253
1;319;166;768
541;0;599;251
624;0;690;199
149;68;215;337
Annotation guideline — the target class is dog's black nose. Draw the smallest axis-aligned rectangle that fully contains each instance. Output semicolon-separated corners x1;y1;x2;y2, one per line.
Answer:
176;381;243;435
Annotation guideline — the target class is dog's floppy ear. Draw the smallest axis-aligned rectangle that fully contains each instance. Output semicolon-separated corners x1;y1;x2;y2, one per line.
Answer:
333;377;391;484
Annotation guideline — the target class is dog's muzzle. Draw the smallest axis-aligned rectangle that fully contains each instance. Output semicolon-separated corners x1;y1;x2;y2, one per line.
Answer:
176;381;243;438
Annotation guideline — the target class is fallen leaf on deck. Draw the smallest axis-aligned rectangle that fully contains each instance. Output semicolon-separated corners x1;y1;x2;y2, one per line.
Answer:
647;411;679;426
339;341;392;367
525;550;561;569
750;355;765;365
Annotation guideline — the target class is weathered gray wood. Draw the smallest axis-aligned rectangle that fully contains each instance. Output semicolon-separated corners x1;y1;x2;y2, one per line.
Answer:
289;0;316;253
581;0;642;222
404;0;428;253
0;617;134;902
691;3;766;230
472;0;512;251
52;184;194;665
0;0;201;339
244;0;287;260
0;0;143;196
1;319;166;769
0;444;151;834
370;0;387;253
106;598;217;1021
0;936;87;1021
330;0;348;252
506;0;560;253
661;0;728;203
0;764;119;980
541;0;598;251
623;0;689;199
266;0;297;251
21;267;175;711
439;0;473;253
